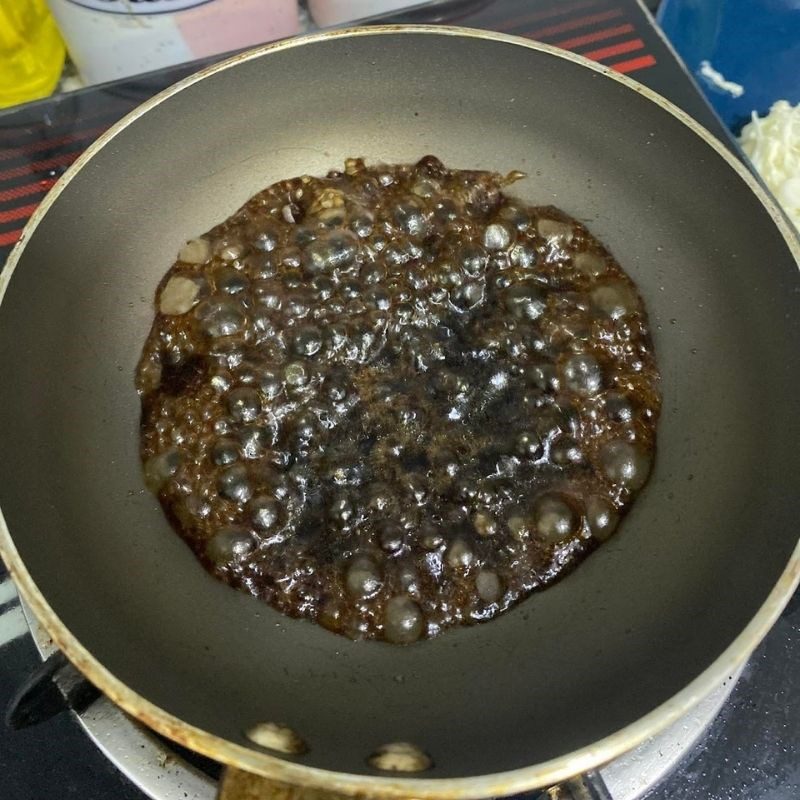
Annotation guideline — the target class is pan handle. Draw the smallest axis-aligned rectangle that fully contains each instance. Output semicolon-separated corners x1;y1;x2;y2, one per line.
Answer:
216;768;612;800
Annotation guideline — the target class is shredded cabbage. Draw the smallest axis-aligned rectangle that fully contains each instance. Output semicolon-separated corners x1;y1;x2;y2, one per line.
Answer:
739;100;800;231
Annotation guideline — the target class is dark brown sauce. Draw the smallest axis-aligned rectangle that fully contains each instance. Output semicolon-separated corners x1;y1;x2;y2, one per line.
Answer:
136;157;661;643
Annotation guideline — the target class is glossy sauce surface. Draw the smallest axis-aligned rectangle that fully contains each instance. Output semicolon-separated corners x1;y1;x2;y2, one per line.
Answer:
136;157;661;643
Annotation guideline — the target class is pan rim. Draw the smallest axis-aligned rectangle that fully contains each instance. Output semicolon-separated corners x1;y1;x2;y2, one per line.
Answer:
1;23;799;798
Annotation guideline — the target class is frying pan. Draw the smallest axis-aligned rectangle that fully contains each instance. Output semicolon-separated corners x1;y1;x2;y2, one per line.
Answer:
1;25;799;800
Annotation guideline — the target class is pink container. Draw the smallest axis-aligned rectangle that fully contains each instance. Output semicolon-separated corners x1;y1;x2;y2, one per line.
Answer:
47;0;301;85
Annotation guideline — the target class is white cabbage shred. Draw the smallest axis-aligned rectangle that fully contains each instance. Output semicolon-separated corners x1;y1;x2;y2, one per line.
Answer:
698;60;744;98
739;100;800;231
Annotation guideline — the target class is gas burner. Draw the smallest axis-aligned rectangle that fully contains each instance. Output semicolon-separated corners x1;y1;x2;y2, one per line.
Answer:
16;599;742;800
19;599;216;800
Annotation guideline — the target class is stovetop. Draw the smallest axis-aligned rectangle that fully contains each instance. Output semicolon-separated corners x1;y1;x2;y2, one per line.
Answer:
0;1;798;798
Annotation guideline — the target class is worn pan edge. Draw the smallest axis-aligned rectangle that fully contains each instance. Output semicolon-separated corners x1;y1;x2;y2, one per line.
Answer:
0;24;799;799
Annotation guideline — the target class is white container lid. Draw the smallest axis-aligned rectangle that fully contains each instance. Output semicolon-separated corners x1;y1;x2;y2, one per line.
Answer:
307;0;429;27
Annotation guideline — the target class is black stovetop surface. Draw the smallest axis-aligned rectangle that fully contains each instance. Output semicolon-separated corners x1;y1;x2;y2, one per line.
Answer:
0;1;797;798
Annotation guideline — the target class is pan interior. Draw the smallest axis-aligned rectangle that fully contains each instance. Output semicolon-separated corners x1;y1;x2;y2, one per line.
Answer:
0;31;799;779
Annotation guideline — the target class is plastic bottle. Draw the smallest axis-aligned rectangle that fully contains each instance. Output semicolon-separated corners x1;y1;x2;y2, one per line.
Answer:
0;0;65;109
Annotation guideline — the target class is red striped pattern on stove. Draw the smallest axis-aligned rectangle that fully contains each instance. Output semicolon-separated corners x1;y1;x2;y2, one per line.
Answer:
583;38;644;61
497;0;605;30
0;102;128;255
554;23;635;49
495;0;657;78
610;54;657;74
0;123;110;164
0;2;658;257
525;8;627;39
0;179;59;206
0;202;39;224
0;229;24;247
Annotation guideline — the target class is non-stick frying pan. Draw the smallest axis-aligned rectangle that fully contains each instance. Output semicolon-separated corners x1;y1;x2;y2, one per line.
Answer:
0;26;798;800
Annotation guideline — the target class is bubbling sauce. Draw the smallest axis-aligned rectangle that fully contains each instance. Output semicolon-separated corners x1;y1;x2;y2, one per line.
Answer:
136;157;661;643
